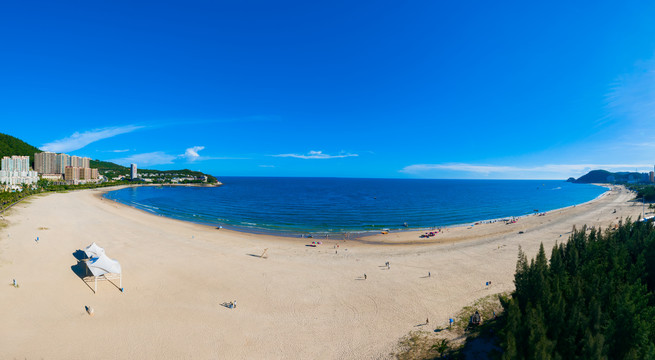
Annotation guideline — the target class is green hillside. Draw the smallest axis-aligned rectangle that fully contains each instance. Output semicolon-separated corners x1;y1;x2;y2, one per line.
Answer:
0;133;42;167
90;159;128;172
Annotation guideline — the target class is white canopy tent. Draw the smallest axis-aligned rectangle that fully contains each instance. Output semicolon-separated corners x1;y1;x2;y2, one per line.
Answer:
83;253;122;293
84;242;105;259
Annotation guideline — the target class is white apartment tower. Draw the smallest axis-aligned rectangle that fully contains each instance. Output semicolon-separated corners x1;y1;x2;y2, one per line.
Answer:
130;163;138;180
0;156;38;189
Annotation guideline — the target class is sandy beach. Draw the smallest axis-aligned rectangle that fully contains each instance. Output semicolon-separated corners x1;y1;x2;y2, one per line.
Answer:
0;185;645;359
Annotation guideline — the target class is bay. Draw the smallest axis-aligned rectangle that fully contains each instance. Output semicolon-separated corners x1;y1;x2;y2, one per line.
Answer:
102;177;607;235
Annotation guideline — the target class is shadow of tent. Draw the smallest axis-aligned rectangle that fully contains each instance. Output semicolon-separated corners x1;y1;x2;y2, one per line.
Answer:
71;259;122;294
70;261;96;293
71;262;87;279
72;250;88;261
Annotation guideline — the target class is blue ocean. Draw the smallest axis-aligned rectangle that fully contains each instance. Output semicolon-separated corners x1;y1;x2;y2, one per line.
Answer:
103;177;606;236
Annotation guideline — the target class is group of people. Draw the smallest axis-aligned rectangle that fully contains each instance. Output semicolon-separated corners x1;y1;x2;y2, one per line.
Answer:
419;230;441;238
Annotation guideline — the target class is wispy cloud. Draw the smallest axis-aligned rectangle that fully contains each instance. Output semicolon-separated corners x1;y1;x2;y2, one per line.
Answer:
109;152;177;167
42;125;144;153
104;149;130;153
605;59;655;129
271;150;358;159
401;163;653;179
259;165;276;168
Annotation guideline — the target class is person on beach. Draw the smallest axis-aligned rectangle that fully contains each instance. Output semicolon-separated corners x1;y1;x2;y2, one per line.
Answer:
233;300;237;309
428;272;431;277
364;273;367;280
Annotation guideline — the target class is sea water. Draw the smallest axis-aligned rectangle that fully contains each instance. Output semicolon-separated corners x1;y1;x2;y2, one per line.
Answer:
103;177;607;235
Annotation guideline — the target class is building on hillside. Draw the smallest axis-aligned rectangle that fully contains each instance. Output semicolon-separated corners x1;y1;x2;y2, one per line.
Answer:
0;156;39;190
650;171;654;183
130;163;137;180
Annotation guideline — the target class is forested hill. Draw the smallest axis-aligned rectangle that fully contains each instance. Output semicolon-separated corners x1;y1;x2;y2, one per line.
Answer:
0;133;41;167
573;169;647;184
500;221;655;359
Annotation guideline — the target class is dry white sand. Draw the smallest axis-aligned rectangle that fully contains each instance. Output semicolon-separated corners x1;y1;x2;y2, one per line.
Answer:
0;185;645;359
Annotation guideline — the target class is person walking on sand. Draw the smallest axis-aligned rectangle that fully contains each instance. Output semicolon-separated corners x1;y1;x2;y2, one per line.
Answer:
364;273;367;280
233;300;237;309
428;272;431;277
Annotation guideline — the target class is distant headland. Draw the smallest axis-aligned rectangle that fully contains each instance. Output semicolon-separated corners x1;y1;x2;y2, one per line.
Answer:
568;169;655;185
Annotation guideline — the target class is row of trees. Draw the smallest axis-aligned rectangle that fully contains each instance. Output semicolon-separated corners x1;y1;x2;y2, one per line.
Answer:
628;184;655;202
500;220;655;359
0;180;133;213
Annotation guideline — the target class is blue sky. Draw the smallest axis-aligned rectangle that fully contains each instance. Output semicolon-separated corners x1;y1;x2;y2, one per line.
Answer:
2;1;655;179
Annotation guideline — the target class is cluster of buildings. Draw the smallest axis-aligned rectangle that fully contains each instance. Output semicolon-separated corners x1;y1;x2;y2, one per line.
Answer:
34;151;98;184
0;152;101;190
0;156;39;191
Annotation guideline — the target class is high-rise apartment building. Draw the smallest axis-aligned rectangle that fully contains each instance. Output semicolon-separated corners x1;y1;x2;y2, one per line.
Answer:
56;153;70;174
131;163;137;179
34;152;58;174
0;156;38;189
64;166;99;184
70;156;90;168
1;156;30;172
650;171;654;183
35;152;92;175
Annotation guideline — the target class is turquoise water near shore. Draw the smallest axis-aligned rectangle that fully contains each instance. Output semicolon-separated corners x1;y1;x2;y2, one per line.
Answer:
103;177;607;235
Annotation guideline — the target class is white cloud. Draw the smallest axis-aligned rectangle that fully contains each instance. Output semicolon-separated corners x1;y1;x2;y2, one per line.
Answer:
109;152;177;167
183;146;205;162
272;150;358;159
42;125;143;153
259;165;275;168
106;149;130;153
401;163;654;179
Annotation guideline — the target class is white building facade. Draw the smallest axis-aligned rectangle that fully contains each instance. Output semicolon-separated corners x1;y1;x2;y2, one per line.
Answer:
0;156;39;190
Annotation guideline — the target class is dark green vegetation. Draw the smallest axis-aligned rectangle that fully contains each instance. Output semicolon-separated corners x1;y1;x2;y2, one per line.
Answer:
627;185;655;202
97;165;218;184
574;170;650;184
1;180;133;213
0;133;41;167
90;159;128;172
500;221;655;359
